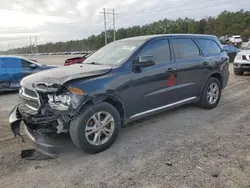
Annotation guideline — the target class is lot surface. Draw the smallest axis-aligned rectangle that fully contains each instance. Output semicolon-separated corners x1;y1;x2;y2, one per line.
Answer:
0;56;250;188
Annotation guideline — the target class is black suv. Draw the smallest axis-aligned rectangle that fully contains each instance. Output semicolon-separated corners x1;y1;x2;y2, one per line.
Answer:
9;34;229;156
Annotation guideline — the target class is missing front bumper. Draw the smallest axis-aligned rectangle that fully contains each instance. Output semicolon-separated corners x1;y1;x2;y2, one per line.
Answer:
9;106;62;157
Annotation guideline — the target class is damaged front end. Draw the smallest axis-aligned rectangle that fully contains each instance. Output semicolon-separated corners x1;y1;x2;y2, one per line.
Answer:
9;81;84;157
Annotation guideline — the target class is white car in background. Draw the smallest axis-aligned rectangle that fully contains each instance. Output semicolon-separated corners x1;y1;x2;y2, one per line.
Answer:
233;44;250;75
229;35;242;46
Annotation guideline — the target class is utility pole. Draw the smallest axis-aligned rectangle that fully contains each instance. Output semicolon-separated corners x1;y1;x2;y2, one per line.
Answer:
30;36;33;55
12;44;15;55
99;8;117;44
35;36;38;54
113;9;116;41
103;8;107;45
8;44;11;55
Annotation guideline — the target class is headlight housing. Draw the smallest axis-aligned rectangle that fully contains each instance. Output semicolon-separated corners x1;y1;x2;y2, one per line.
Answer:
48;94;71;111
47;87;84;111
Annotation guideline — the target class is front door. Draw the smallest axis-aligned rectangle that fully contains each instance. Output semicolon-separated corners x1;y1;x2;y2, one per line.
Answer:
128;38;178;117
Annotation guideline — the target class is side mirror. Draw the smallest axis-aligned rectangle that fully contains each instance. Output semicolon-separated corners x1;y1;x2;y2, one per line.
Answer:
30;64;37;69
133;55;155;68
221;48;229;54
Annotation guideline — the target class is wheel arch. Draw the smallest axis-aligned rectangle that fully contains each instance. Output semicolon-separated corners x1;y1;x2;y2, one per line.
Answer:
81;94;126;126
209;72;223;87
199;71;223;98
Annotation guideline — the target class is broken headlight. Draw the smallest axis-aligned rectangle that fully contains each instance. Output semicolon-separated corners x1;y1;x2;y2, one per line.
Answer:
47;94;71;111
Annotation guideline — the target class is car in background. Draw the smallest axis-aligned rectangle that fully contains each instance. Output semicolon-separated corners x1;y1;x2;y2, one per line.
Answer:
233;44;250;75
229;35;242;47
64;53;92;66
219;36;230;44
0;56;57;91
222;44;241;62
29;58;38;63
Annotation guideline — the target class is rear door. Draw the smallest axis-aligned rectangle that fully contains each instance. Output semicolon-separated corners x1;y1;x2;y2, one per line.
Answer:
0;58;10;89
129;38;178;116
196;37;226;74
172;37;209;100
4;57;22;88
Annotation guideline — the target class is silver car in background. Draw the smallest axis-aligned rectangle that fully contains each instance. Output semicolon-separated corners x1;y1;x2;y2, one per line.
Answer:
233;44;250;75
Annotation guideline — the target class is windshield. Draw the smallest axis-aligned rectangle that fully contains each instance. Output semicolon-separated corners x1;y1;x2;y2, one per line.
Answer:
83;40;144;66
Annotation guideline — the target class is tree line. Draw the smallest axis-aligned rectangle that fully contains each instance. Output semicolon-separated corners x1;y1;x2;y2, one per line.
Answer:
2;9;250;55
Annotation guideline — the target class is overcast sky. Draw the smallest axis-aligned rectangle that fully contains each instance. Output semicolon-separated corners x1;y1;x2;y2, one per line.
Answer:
0;0;249;50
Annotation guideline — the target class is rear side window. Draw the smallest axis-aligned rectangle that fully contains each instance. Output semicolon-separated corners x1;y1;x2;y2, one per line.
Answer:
3;58;22;68
197;38;221;54
172;38;200;60
141;39;171;63
21;59;31;68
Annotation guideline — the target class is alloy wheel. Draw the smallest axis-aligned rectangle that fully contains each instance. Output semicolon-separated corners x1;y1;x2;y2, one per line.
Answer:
85;111;115;146
207;83;219;105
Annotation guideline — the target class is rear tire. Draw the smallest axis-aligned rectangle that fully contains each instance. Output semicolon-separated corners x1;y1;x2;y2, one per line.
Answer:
70;102;121;153
234;68;243;75
198;77;221;109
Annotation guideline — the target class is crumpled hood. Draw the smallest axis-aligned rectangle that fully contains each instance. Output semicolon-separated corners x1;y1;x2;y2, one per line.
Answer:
21;64;112;91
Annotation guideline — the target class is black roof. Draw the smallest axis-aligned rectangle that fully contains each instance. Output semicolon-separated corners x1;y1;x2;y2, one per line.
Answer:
118;34;217;42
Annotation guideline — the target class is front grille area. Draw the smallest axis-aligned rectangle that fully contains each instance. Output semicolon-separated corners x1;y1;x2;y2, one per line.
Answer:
24;88;37;98
241;64;250;67
18;97;38;115
242;55;250;61
19;87;40;112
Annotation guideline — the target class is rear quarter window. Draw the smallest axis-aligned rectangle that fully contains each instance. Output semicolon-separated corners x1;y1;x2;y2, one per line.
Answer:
197;38;221;54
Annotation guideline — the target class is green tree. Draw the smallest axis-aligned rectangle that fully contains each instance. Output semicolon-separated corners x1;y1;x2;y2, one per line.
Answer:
2;9;250;55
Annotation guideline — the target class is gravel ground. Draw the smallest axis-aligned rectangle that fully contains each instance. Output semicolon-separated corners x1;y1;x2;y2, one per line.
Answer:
0;59;250;188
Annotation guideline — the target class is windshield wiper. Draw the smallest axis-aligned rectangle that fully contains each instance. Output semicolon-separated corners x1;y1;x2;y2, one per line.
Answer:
86;62;101;65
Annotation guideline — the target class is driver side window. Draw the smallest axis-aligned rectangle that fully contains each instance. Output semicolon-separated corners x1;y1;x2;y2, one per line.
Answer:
140;39;171;64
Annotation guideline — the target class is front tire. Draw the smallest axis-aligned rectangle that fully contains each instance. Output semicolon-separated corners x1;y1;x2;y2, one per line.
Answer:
70;102;121;153
199;77;221;109
234;68;244;75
